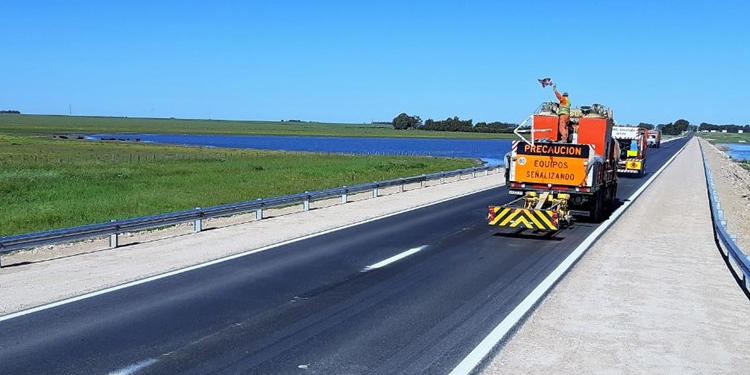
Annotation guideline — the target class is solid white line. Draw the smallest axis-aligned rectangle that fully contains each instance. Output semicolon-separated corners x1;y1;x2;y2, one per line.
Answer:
107;358;157;375
0;175;505;323
361;245;427;272
448;138;691;375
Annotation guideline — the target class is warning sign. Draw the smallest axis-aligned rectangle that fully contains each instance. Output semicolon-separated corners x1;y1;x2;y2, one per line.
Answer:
513;155;588;186
516;143;589;158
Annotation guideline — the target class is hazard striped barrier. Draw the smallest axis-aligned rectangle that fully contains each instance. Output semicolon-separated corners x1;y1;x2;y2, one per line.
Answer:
488;206;558;231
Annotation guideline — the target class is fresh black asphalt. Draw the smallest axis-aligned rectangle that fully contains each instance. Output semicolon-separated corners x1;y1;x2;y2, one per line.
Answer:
0;137;690;375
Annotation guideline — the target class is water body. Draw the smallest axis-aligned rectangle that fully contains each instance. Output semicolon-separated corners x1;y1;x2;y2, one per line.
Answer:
723;143;750;161
87;134;513;165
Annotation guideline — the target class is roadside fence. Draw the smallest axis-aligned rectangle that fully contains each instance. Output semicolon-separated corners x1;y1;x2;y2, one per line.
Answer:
699;141;750;294
0;164;502;265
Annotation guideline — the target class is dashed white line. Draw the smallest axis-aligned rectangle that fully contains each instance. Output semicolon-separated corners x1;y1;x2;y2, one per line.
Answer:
107;358;157;375
361;245;428;272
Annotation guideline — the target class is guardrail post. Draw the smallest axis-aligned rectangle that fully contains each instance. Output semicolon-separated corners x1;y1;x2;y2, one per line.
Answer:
472;169;476;178
439;173;444;184
255;198;263;220
372;185;379;198
109;219;118;248
420;176;425;188
485;169;489;176
341;187;348;204
399;179;404;193
194;207;202;232
303;192;310;211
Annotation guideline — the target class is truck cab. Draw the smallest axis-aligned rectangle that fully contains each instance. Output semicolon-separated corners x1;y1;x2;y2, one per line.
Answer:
647;129;661;148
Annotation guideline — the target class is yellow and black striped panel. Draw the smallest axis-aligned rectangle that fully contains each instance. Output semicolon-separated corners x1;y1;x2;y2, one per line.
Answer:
487;206;558;231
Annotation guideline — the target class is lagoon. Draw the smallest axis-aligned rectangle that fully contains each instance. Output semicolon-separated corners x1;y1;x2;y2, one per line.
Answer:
724;143;750;161
87;134;513;165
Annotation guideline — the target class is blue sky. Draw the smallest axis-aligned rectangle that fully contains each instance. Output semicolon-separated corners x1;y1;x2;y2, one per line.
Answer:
2;1;748;125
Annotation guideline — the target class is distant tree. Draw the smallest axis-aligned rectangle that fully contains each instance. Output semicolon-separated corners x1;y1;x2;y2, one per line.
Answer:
637;122;655;130
660;119;690;135
392;113;422;130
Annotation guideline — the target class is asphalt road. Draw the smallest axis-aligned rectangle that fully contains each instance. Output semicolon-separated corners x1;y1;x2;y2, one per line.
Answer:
0;137;690;375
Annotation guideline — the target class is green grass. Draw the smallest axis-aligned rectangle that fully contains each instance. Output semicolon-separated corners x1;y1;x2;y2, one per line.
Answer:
740;161;750;172
0;135;476;236
698;132;750;144
0;114;515;139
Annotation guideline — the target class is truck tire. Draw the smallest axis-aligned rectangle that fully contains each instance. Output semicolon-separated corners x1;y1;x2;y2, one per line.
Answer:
607;182;618;207
588;190;604;222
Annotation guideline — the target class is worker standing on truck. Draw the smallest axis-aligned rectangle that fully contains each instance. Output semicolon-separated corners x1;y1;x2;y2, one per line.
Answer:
553;85;570;142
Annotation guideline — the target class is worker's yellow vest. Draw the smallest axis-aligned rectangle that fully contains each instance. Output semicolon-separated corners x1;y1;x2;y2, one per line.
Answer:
558;99;571;115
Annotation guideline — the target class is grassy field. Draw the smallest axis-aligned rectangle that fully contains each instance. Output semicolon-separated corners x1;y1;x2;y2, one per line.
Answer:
0;114;515;139
698;132;750;144
0;135;476;236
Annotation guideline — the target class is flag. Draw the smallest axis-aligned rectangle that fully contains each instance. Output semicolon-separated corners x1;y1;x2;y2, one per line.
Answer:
538;77;553;88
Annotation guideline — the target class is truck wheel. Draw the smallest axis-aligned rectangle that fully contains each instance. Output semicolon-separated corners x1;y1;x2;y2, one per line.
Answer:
607;182;618;207
589;191;604;222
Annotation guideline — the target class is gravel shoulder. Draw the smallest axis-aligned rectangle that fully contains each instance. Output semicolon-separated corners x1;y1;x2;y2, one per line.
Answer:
0;170;502;316
701;138;750;252
483;138;750;374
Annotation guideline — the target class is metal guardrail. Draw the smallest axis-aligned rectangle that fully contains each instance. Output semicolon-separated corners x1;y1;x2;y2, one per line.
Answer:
699;141;750;293
0;164;501;260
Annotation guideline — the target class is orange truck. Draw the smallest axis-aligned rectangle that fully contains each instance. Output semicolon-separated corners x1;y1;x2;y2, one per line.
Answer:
489;103;619;230
613;126;648;177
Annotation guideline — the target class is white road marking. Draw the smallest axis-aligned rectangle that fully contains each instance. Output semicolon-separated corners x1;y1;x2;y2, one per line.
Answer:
449;137;691;375
361;245;428;272
107;358;157;375
0;177;504;323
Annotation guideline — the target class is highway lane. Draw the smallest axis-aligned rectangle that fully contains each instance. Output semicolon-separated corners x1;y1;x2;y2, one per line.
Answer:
0;137;690;375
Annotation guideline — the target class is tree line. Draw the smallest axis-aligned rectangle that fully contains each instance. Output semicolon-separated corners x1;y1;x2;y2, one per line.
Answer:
392;113;516;133
619;119;696;135
394;112;743;136
697;122;749;133
0;110;20;114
